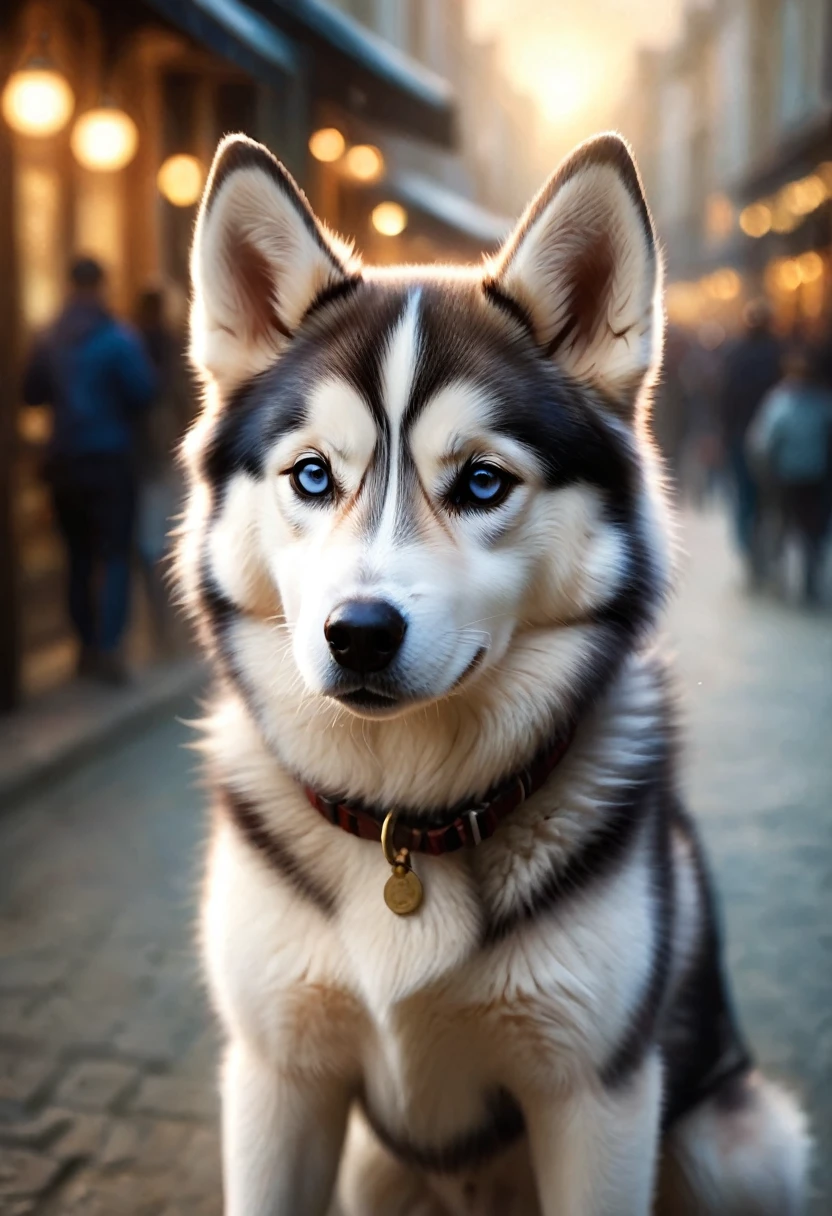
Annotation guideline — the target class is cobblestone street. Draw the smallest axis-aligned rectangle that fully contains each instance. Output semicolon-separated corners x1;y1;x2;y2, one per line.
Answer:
0;509;830;1215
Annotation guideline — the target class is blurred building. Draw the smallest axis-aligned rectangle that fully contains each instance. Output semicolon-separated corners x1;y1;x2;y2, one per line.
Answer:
0;0;549;710
616;0;832;337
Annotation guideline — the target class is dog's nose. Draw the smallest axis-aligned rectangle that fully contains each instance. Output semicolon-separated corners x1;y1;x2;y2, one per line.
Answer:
324;600;407;673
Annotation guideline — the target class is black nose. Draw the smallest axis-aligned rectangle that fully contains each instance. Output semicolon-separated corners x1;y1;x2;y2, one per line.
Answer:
324;600;407;673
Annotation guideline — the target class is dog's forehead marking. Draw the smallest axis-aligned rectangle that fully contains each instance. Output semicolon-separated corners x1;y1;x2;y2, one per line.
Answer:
381;289;422;425
359;290;422;550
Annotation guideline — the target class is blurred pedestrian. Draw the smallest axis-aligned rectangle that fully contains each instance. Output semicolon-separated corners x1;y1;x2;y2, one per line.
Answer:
717;299;782;585
677;321;725;509
134;286;192;651
746;345;832;604
22;257;157;683
653;323;691;487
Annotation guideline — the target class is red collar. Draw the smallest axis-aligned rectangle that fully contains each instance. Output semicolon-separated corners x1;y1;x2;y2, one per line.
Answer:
304;725;575;857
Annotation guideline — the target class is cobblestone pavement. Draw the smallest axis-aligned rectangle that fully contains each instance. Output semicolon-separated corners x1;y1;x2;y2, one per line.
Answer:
0;509;830;1215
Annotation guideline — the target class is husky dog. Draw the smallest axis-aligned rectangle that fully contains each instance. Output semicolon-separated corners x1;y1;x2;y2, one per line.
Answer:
179;131;809;1215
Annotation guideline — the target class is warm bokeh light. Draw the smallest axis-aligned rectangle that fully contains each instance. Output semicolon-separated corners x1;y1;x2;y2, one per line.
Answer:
371;201;407;236
344;144;384;182
796;251;823;284
71;108;138;172
704;268;741;301
157;154;204;207
781;175;826;217
770;202;800;234
1;67;74;137
739;202;772;238
705;194;734;240
308;127;345;163
767;258;802;293
665;281;702;326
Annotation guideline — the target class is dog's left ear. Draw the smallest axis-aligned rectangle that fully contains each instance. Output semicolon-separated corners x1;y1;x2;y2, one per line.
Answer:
487;133;662;413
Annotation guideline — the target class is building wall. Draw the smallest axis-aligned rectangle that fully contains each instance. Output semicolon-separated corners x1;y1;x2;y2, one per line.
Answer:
325;0;547;230
1;0;289;699
618;0;832;335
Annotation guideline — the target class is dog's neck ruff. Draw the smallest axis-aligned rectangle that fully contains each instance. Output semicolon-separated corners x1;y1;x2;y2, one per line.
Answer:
304;725;575;856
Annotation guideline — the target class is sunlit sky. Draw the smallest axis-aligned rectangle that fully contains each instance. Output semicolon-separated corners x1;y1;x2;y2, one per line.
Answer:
466;0;686;140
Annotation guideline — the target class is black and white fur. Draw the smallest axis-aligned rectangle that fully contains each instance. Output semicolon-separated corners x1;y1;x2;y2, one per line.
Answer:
179;132;809;1215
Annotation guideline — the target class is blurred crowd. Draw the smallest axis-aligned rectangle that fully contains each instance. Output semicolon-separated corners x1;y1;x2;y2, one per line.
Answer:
656;304;832;607
21;257;193;685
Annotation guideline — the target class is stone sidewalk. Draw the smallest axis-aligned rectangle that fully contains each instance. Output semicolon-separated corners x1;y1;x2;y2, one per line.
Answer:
0;659;203;810
0;696;219;1216
0;509;830;1214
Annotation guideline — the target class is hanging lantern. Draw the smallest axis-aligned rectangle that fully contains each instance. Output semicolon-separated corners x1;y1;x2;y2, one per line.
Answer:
308;127;345;163
372;202;407;236
71;106;138;172
157;154;204;207
2;64;74;137
344;145;384;183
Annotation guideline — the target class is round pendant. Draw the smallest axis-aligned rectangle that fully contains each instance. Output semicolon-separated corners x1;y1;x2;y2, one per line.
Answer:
384;867;423;916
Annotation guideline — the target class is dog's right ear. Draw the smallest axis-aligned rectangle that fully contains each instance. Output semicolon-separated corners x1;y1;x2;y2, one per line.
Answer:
486;134;661;416
190;135;359;390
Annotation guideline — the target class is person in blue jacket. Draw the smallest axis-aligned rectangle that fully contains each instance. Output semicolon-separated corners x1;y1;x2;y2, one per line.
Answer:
746;344;832;604
23;256;157;682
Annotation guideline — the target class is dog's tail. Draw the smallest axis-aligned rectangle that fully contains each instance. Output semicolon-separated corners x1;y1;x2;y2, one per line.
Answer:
656;1068;810;1215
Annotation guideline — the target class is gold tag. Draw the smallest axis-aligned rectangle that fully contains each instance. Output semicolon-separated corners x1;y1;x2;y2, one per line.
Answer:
380;811;423;916
384;864;423;916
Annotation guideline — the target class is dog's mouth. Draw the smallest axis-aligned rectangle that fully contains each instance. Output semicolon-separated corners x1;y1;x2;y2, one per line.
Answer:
337;688;400;712
331;648;488;717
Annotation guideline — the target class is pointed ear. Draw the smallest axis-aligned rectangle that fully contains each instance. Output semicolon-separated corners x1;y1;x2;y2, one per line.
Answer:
487;134;662;412
190;135;360;389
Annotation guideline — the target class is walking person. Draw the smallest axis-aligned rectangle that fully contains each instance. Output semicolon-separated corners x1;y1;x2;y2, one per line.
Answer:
133;286;193;652
746;345;832;604
717;299;782;586
23;256;157;683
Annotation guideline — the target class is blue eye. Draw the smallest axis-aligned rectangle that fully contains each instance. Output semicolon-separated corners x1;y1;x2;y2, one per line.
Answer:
468;465;504;501
291;458;332;499
452;462;513;509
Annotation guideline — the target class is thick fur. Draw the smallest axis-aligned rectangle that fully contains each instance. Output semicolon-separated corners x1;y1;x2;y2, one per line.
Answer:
180;132;809;1215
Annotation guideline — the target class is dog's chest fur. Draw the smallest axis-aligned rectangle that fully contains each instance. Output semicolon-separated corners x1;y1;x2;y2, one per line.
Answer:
202;653;666;1157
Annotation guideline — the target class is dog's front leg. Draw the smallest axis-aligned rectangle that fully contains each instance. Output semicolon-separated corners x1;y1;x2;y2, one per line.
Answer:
222;1038;351;1216
526;1054;662;1216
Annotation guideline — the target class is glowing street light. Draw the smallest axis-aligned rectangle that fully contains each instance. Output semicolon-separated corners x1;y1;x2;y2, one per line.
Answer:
703;268;741;302
796;251;823;284
71;106;138;171
371;202;407;236
308;127;345;163
344;144;384;182
739;203;772;238
705;193;734;240
1;65;74;137
157;154;204;206
782;175;826;217
770;258;801;293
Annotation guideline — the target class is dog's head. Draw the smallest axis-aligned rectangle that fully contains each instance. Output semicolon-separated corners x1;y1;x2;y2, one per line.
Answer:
182;133;669;734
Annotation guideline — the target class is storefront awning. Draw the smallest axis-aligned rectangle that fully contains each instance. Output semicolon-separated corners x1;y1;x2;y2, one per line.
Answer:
391;172;511;248
147;0;299;81
251;0;456;147
147;0;456;147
